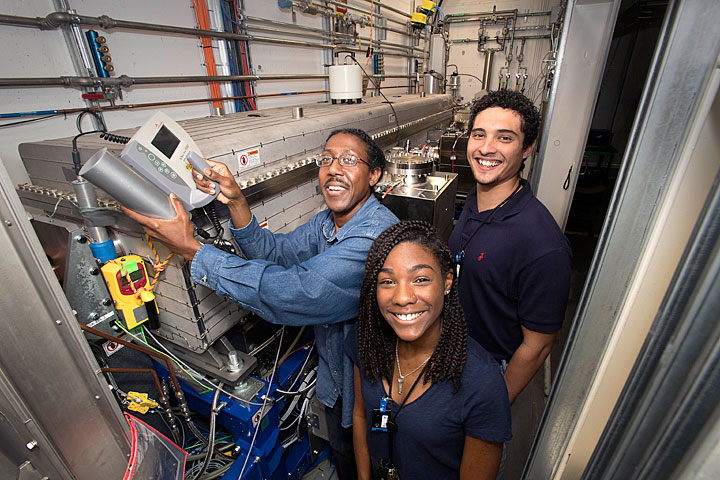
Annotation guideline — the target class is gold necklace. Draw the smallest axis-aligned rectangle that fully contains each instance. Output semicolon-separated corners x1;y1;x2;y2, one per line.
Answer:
395;338;432;395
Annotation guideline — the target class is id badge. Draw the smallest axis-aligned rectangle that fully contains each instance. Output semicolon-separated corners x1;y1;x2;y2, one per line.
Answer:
454;250;464;279
371;396;392;432
371;408;391;432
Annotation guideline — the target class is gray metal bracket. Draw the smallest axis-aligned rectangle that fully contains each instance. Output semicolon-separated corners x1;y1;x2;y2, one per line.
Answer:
162;336;257;386
63;229;119;338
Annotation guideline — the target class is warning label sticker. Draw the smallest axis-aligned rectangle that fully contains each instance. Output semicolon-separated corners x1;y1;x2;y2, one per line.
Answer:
103;338;124;357
237;149;261;170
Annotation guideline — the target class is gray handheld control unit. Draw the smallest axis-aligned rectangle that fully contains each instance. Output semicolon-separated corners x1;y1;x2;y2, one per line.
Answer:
118;112;219;211
80;112;219;219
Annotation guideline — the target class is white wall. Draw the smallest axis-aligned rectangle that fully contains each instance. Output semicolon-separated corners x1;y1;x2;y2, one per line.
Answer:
0;0;557;186
0;0;415;185
241;2;327;110
442;0;561;104
0;0;210;184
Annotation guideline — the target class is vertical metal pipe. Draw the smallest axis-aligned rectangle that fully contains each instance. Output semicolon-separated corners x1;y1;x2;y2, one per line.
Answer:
482;50;495;90
52;0;105;130
323;10;333;102
406;24;415;93
72;179;110;244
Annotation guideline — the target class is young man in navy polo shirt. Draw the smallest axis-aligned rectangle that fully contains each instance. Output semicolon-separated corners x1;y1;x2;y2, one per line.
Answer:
448;90;571;404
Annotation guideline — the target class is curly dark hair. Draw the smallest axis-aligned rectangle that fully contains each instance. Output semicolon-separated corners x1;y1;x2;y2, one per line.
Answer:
325;128;386;173
357;220;468;392
468;90;540;150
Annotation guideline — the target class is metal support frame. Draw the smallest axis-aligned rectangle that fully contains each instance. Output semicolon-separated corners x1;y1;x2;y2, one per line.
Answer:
530;0;621;228
0;158;130;479
586;100;720;480
525;0;720;478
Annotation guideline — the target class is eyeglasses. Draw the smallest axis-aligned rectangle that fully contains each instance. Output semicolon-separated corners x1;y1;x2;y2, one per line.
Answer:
315;153;369;168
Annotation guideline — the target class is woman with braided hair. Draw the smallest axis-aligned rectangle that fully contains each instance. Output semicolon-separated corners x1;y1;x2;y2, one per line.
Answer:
345;220;511;480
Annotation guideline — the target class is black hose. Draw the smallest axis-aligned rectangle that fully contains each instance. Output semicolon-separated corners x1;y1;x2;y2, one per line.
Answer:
185;419;209;447
72;129;106;175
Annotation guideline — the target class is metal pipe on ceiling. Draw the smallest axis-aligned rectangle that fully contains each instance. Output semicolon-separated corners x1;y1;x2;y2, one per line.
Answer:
0;12;418;58
0;12;244;39
514;25;552;32
246;15;353;39
320;0;409;26
0;73;328;88
445;9;550;19
1;80;417;118
367;22;409;37
0;14;39;27
0;72;415;89
244;23;417;53
246;14;409;38
353;0;411;19
450;35;551;44
244;18;421;52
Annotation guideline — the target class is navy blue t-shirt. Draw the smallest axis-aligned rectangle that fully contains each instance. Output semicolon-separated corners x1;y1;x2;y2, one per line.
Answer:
448;180;572;361
346;326;511;479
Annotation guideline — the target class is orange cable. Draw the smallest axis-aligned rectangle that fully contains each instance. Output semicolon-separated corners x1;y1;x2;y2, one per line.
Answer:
192;0;223;109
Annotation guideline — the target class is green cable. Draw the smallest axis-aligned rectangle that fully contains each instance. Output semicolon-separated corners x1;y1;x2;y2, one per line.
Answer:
128;324;147;344
185;436;234;456
114;322;214;392
47;196;75;219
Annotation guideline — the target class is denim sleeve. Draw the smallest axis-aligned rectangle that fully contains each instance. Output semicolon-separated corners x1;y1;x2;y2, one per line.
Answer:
229;214;321;266
190;234;374;326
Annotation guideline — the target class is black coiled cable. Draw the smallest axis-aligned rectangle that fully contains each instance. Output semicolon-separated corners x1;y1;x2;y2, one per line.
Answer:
206;202;223;239
100;132;131;144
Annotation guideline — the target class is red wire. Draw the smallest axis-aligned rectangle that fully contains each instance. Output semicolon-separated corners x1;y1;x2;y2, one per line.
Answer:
278;339;315;367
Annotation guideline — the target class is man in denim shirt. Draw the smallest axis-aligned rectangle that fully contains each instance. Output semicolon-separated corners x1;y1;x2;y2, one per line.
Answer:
124;128;398;480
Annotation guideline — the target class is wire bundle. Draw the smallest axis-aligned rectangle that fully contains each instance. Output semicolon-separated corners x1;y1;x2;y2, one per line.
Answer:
184;432;236;480
220;0;256;112
192;0;224;110
111;322;317;479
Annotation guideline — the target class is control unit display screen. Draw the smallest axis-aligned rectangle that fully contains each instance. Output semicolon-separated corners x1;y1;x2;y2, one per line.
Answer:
120;268;145;287
151;125;180;159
